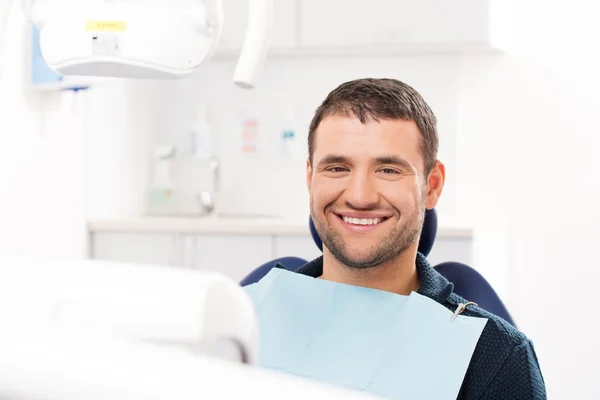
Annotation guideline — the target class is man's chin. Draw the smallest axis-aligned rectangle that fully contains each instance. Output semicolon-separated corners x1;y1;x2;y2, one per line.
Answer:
333;252;384;270
334;233;385;246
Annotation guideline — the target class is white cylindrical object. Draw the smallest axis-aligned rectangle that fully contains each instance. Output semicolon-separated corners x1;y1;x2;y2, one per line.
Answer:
0;254;259;363
233;0;273;89
0;320;381;400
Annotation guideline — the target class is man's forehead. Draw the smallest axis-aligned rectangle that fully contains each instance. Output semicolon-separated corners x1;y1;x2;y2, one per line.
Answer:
316;115;419;135
314;116;421;152
312;116;424;170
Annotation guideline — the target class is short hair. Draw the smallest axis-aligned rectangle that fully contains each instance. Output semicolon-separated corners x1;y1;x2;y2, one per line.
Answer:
308;78;438;174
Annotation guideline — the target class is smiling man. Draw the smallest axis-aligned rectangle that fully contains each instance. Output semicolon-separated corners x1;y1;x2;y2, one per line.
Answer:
305;81;439;295
291;78;546;399
243;78;546;399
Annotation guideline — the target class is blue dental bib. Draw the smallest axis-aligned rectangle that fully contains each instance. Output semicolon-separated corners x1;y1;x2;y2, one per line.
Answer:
244;268;487;399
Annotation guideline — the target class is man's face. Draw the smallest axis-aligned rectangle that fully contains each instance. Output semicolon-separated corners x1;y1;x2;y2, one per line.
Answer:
306;115;444;269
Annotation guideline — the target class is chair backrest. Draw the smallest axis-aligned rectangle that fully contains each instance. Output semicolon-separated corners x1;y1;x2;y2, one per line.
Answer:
433;261;515;325
239;256;307;286
242;209;516;327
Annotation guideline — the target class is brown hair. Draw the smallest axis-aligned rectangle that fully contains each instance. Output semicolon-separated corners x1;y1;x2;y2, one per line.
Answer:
308;78;438;174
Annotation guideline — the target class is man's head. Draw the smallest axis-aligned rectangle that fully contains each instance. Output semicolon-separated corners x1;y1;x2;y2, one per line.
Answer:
306;78;445;270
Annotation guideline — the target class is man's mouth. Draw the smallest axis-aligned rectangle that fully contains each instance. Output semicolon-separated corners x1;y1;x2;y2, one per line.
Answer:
336;214;390;226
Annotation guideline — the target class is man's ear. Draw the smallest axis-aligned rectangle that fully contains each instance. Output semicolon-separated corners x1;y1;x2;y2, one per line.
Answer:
306;158;313;191
425;160;445;210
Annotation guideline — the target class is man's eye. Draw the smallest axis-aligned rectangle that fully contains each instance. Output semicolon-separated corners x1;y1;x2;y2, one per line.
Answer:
327;167;348;173
379;168;400;174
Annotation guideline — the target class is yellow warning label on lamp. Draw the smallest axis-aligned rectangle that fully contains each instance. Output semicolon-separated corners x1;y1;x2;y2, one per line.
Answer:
85;21;127;32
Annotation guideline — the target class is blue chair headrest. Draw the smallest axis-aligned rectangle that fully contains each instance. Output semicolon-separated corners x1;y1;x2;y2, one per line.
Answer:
309;209;438;257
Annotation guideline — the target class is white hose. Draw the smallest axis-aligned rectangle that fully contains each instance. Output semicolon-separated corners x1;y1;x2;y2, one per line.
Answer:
233;0;273;89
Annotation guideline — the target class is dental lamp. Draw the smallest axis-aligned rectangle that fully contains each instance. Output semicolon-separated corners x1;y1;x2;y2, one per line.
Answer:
0;255;379;399
2;0;273;88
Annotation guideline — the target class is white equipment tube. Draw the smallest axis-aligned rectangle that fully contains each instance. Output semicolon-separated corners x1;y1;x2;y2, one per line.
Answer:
233;0;273;88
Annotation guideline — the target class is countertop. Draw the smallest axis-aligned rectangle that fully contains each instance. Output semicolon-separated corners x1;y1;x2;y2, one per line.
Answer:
87;216;474;238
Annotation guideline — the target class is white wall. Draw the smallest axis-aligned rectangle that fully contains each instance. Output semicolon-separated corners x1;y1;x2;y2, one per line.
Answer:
0;5;165;257
84;79;166;220
0;6;87;258
510;3;600;398
457;1;600;397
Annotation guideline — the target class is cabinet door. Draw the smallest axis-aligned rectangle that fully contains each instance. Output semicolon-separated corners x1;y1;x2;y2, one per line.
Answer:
299;0;488;49
194;235;273;283
216;0;297;53
91;233;182;267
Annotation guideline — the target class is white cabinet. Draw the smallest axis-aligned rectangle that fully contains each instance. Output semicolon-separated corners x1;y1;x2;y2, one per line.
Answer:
194;234;273;282
91;232;273;283
91;233;182;267
91;232;474;275
213;0;509;57
297;0;507;52
216;0;297;54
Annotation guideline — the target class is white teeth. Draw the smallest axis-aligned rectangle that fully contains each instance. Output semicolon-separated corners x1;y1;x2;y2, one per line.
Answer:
342;216;382;225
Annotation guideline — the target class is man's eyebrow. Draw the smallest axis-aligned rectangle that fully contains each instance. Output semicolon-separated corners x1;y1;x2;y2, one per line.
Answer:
375;156;414;171
316;154;349;168
315;154;415;171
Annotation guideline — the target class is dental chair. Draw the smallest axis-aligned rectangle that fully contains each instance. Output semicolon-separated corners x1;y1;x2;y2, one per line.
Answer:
240;209;516;327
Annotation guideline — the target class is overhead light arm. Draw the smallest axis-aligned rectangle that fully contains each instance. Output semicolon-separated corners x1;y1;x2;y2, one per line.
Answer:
233;0;273;89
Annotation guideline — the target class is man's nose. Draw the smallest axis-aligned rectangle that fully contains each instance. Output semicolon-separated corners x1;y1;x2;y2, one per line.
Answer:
343;173;380;210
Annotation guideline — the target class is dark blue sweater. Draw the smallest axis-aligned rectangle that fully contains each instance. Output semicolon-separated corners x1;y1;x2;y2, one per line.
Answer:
283;253;547;399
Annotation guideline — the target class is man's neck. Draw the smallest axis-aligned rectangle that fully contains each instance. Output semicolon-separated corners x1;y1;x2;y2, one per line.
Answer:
319;248;421;295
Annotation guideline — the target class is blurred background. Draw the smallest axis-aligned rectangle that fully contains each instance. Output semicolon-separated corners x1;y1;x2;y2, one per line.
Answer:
1;0;598;397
